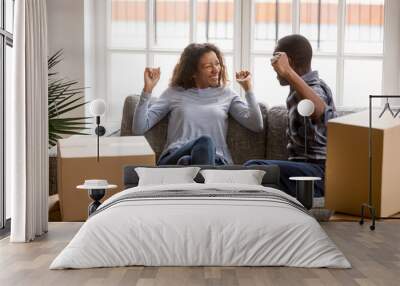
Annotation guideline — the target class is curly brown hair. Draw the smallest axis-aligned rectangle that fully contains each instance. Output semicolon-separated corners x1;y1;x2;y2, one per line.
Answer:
170;43;228;89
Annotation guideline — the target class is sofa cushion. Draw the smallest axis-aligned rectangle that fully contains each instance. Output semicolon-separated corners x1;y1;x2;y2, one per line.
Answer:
266;106;289;160
121;95;268;164
227;103;267;164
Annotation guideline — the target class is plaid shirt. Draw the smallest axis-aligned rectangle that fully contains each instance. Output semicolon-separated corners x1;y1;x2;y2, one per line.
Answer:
286;71;337;161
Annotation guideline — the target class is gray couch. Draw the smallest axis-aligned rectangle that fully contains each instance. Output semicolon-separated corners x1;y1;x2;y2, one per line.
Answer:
120;95;359;163
121;95;290;163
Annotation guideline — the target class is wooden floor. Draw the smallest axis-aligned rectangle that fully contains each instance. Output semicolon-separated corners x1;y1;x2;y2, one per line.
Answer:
1;221;400;286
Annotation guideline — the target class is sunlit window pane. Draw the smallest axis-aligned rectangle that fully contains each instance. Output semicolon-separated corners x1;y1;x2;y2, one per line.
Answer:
300;0;337;53
253;0;292;52
344;0;384;54
155;0;190;49
6;0;14;33
153;54;180;96
343;59;382;107
312;57;337;101
0;1;3;30
224;55;234;83
197;0;234;51
252;56;289;106
5;45;12;219
110;53;146;123
111;0;146;48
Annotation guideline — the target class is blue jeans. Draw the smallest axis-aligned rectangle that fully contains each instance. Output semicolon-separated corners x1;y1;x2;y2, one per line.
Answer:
158;136;226;166
244;159;325;197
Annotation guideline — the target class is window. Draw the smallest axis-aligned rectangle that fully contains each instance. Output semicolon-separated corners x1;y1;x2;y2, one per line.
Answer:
87;0;393;128
1;0;14;230
96;0;236;128
252;0;385;107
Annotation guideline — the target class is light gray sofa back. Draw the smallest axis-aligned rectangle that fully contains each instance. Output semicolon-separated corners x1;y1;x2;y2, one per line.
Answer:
121;95;268;164
265;106;290;160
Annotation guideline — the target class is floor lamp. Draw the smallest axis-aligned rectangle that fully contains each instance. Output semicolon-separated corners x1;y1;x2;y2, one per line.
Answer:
292;99;317;209
89;99;106;162
297;99;315;159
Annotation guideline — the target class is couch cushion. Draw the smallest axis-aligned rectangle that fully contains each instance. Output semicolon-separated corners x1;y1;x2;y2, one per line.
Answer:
227;103;267;164
121;95;267;163
266;106;289;160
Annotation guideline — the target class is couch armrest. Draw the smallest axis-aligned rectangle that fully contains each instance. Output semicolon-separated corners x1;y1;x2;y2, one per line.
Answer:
120;94;168;161
120;95;139;136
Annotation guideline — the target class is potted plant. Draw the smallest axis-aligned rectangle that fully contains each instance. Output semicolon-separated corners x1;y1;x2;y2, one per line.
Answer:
48;50;91;199
48;50;91;147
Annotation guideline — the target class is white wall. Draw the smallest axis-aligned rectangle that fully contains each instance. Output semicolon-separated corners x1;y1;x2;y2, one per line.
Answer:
47;0;85;118
383;0;400;96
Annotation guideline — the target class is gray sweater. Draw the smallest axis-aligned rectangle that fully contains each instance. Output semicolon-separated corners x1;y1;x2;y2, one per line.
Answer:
133;86;263;163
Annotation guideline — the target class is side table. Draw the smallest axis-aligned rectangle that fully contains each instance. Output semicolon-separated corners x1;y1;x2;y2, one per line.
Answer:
289;176;321;210
77;180;117;215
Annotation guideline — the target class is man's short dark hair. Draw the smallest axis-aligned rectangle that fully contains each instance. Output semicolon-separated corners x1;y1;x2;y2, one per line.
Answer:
275;34;312;71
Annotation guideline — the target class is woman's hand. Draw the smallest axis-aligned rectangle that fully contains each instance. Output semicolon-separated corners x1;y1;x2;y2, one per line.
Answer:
236;70;252;92
143;67;161;93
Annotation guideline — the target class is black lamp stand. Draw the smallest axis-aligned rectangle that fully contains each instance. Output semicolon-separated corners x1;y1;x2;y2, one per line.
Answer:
88;189;105;215
95;115;106;162
304;116;308;160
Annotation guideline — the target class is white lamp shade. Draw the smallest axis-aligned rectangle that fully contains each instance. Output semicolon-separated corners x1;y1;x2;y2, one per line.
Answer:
297;99;315;117
90;99;106;116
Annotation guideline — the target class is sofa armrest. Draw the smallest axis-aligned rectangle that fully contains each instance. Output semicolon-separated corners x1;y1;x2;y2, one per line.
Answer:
120;94;168;161
120;95;139;136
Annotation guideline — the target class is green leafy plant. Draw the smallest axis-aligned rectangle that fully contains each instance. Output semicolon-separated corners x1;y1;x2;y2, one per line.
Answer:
48;50;91;147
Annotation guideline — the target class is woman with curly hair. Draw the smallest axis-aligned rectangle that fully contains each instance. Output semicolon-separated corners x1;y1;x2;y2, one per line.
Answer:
133;43;263;165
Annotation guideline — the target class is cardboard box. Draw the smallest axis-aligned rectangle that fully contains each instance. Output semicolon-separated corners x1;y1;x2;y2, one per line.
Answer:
325;110;400;217
57;135;155;221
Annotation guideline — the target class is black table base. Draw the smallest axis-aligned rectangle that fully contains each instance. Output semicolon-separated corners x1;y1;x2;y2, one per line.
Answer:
88;189;106;215
295;181;314;210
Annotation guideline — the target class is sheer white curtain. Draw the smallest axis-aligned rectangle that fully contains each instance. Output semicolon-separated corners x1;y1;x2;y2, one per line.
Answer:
8;0;48;242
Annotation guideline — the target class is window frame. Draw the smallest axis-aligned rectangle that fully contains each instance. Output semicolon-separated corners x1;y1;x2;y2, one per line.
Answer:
105;0;238;70
102;0;240;127
246;0;386;106
88;0;398;127
0;0;14;231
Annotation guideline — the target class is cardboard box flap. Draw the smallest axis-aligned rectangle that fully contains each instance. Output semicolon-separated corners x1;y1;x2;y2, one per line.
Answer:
58;135;155;158
329;110;400;130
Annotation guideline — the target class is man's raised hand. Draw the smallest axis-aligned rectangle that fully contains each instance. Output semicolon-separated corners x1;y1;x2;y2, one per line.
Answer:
271;52;292;79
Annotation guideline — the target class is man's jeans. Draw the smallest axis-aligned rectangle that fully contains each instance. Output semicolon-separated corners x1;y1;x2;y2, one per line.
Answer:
244;159;325;197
